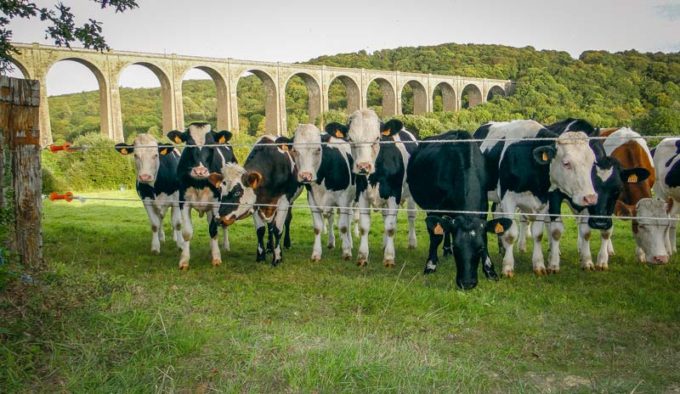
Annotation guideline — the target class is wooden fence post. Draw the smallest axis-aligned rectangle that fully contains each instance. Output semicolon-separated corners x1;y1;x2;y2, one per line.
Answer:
0;76;43;269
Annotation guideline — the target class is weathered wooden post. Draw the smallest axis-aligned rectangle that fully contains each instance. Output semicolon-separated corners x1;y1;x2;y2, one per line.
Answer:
0;76;43;269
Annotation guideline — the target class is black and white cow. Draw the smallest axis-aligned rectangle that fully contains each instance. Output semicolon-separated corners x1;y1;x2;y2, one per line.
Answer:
115;134;184;254
651;138;680;262
407;130;512;289
346;110;417;267
212;135;301;266
544;119;650;270
288;124;355;261
475;120;598;276
166;122;236;270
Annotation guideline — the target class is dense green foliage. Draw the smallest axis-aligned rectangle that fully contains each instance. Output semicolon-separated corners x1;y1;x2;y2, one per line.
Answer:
1;191;679;390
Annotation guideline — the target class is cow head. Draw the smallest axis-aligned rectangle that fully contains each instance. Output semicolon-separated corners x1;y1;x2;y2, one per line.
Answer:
290;124;322;184
428;215;512;290
324;122;349;140
347;109;381;175
586;157;651;230
167;123;232;180
533;131;598;207
115;134;173;185
209;163;260;226
631;198;672;264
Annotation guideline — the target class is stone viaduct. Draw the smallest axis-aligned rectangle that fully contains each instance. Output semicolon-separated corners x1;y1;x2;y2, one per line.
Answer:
10;43;513;146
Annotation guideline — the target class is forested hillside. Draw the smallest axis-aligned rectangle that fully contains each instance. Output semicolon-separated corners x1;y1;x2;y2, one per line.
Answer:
47;42;680;143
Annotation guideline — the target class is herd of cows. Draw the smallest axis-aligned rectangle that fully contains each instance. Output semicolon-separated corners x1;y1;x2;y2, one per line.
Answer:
113;109;680;289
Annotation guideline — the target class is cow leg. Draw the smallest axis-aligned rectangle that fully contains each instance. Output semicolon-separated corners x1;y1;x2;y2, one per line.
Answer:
283;209;293;249
266;224;274;253
407;197;417;249
531;219;547;275
326;210;336;250
518;216;533;253
547;220;565;274
207;211;222;267
157;206;167;243
443;231;453;257
595;227;612;271
382;197;398;268
310;207;324;262
143;200;162;254
606;227;615;256
577;219;594;271
271;198;290;266
339;207;352;260
669;218;678;255
222;227;230;252
171;202;184;249
357;195;371;267
353;208;360;238
254;213;267;262
179;206;193;270
424;216;444;274
499;200;518;277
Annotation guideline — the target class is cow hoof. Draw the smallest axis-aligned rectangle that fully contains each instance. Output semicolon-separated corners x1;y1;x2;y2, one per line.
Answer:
179;262;189;271
151;249;161;255
547;267;559;274
582;263;594;271
383;259;395;268
503;270;514;278
595;264;608;271
327;244;335;250
256;253;266;263
357;259;367;267
534;267;547;276
271;259;282;267
424;267;436;274
343;253;352;261
311;255;321;262
408;243;417;250
211;259;222;267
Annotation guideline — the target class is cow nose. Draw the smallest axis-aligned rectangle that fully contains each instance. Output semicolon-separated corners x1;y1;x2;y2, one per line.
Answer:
582;194;598;206
299;172;313;183
138;174;152;182
192;166;209;178
357;162;372;174
457;279;478;290
653;255;669;264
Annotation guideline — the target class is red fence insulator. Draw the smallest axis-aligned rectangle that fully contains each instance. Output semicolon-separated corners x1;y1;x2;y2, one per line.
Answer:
48;143;76;153
49;192;74;202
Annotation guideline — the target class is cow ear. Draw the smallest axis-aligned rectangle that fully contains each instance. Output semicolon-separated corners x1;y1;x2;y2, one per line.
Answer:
243;171;263;189
486;218;513;235
620;168;650;184
425;215;452;235
213;130;233;144
115;143;134;155
532;146;556;165
158;145;173;156
615;200;636;218
208;172;224;189
167;130;186;144
275;136;293;152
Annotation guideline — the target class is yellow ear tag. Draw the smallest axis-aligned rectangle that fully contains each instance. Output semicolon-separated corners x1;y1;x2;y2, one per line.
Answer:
335;130;343;138
494;222;504;234
174;136;182;144
433;223;444;235
542;152;548;162
218;136;226;144
120;148;128;155
280;145;288;152
628;174;638;183
159;148;168;156
382;129;391;136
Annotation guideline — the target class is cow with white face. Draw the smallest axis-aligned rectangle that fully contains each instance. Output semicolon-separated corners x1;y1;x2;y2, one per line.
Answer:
475;120;598;276
652;137;680;260
346;110;418;267
289;123;355;262
631;198;672;264
115;134;184;254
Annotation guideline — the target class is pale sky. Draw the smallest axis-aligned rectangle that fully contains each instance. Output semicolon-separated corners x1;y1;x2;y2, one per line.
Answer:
5;0;680;95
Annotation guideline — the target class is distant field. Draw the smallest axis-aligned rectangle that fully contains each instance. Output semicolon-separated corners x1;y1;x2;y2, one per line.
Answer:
2;190;679;392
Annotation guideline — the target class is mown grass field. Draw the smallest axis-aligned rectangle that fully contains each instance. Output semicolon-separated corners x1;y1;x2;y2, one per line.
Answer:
2;190;680;392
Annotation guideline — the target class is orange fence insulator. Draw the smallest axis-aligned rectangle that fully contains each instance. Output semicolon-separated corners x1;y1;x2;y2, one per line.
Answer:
49;192;74;202
48;143;76;153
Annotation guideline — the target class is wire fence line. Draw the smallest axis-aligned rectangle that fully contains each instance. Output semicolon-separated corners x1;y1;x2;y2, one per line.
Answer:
45;133;677;151
45;194;675;224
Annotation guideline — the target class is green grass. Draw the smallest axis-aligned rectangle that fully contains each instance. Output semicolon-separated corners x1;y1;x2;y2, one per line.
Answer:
2;190;680;392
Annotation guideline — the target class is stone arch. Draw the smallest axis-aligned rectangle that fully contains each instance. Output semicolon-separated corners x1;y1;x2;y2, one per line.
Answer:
400;80;427;115
487;85;506;101
180;65;229;131
4;58;30;78
236;68;278;135
327;75;361;113
283;72;322;131
117;61;175;134
432;82;457;112
461;83;483;109
366;77;396;117
44;57;110;142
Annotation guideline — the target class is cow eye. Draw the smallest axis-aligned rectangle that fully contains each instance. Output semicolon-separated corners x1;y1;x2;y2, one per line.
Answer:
562;160;572;169
317;147;321;153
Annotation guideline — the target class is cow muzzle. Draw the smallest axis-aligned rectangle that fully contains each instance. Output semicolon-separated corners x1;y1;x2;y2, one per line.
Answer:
138;174;154;183
356;162;373;175
588;218;612;230
298;172;314;183
651;255;669;265
191;166;210;179
581;194;598;206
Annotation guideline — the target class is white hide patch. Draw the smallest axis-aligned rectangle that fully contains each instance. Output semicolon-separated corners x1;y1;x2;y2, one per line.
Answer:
603;127;653;165
426;261;437;271
596;167;614;182
188;123;211;146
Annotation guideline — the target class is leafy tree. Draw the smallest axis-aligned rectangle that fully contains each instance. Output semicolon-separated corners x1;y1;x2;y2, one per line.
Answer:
1;0;138;73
